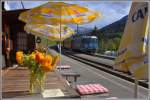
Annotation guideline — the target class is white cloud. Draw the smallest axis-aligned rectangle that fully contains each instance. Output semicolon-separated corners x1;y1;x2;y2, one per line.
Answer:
77;1;132;29
22;1;49;9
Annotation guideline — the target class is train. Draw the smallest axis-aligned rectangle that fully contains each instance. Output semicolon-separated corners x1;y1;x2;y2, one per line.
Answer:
63;36;99;54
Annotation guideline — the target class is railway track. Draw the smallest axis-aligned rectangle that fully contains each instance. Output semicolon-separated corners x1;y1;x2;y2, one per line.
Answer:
62;50;148;89
63;48;116;60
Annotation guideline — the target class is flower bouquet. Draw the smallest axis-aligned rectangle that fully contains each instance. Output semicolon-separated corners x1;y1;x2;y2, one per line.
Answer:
16;50;60;94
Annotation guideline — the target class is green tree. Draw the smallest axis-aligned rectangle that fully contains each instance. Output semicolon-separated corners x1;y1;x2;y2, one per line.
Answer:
92;26;98;36
107;39;116;51
98;39;105;53
113;37;121;51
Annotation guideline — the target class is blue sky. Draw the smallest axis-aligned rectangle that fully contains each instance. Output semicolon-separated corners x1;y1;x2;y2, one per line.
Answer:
4;1;132;30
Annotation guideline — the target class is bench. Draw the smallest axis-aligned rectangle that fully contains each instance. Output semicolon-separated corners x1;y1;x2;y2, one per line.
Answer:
59;69;80;82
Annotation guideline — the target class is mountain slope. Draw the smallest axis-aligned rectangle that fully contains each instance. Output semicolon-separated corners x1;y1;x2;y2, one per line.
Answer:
95;15;128;52
98;15;128;38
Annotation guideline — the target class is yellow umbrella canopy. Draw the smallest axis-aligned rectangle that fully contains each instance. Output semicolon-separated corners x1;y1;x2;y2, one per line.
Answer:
19;2;100;67
24;24;75;41
19;2;100;25
114;2;148;80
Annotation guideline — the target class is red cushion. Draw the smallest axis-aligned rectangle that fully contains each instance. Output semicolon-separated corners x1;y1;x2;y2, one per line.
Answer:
76;84;109;95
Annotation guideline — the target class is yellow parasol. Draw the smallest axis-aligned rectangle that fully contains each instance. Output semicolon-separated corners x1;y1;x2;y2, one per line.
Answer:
19;2;100;25
24;24;75;41
19;1;100;68
113;2;148;98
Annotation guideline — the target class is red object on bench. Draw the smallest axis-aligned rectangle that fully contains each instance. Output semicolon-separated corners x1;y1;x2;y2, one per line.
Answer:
76;84;109;95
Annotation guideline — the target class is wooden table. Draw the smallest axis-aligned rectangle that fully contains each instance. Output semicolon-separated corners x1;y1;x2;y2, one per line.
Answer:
2;67;80;99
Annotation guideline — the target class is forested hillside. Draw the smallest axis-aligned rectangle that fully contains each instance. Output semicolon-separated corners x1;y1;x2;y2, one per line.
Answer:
93;15;128;53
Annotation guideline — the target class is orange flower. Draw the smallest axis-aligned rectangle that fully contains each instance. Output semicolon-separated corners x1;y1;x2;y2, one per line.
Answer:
16;51;23;64
41;62;52;72
44;55;52;65
35;52;45;63
40;55;53;72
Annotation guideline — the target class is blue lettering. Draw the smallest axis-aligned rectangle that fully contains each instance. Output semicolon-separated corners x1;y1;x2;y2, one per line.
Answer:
132;12;138;22
132;6;148;22
145;6;148;15
142;37;149;45
117;48;127;56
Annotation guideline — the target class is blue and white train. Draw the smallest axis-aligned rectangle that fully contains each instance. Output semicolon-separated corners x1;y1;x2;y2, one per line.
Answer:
63;36;99;54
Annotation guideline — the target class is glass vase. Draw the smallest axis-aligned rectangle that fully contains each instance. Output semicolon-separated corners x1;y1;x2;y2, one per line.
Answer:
29;71;46;94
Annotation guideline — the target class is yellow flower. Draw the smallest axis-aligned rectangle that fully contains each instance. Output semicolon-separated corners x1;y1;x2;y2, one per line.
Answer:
30;52;36;60
51;55;60;70
16;51;24;64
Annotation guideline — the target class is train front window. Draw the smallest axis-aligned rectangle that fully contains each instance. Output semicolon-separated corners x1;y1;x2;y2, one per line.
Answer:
89;38;98;43
83;38;98;44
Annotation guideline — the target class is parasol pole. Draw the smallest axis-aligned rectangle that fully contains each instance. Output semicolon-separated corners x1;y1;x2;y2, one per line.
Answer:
46;39;48;54
77;24;79;34
59;7;62;70
134;78;138;98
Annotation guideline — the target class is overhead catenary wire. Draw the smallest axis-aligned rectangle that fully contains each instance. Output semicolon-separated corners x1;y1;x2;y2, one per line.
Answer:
21;1;25;9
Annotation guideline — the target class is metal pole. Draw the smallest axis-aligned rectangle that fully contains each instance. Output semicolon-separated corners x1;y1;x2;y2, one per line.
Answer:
46;39;48;54
59;7;62;70
77;24;79;34
134;78;138;98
